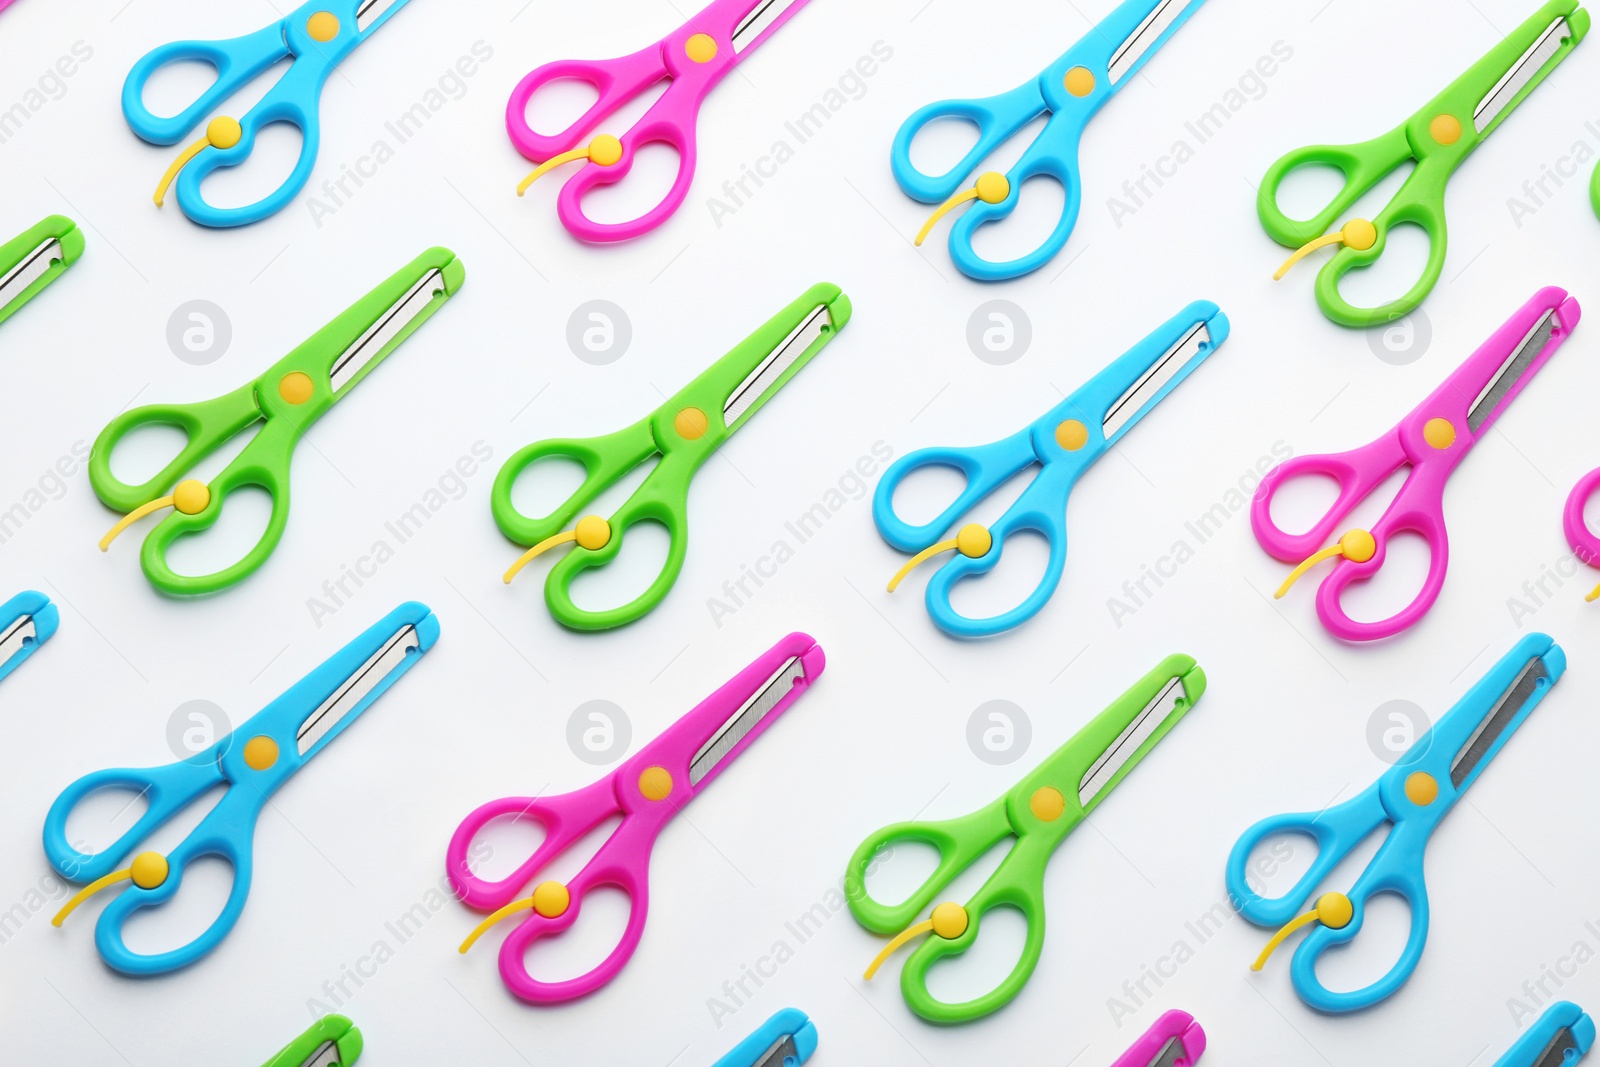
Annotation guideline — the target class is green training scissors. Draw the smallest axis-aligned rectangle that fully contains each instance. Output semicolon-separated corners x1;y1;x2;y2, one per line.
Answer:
0;215;83;327
262;1015;362;1067
91;248;464;596
494;283;851;631
845;655;1205;1023
1261;0;1586;328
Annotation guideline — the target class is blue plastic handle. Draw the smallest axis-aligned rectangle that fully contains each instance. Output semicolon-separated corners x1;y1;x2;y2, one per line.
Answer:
891;0;1210;280
1494;1001;1594;1066
120;0;412;227
42;602;438;975
873;301;1227;638
0;591;58;684
1226;633;1565;1013
710;1009;817;1067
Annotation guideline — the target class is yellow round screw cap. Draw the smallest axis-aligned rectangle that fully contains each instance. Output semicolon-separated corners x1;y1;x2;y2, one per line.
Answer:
1064;66;1095;97
590;135;624;167
1339;529;1377;564
1429;114;1462;146
574;515;612;551
1341;218;1378;251
1029;786;1066;822
974;171;1010;204
1055;419;1089;451
242;735;279;771
307;12;340;41
531;880;571;918
1315;892;1354;929
130;851;170;890
279;371;315;404
955;524;992;558
685;32;718;63
206;116;243;150
1404;771;1439;806
1423;417;1456;450
638;766;673;801
172;479;211;516
675;407;709;440
930;902;969;939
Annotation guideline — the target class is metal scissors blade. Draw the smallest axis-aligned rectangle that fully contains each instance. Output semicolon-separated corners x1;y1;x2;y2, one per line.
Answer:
733;0;802;52
1102;319;1213;441
1450;651;1550;789
1475;15;1575;133
751;1035;800;1067
1532;1028;1582;1067
0;614;38;672
1467;307;1560;432
1078;672;1189;806
1146;1037;1187;1067
297;1041;343;1067
355;0;402;31
296;623;421;755
1109;0;1192;83
329;267;446;395
0;238;62;314
724;302;833;427
690;653;807;785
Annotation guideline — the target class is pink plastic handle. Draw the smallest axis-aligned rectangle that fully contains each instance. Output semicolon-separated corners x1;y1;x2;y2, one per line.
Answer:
446;633;824;1004
1112;1009;1205;1066
505;0;813;242
1252;287;1579;641
1565;467;1600;565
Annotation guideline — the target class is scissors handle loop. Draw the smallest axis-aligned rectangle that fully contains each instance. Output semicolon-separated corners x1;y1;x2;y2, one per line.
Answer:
845;798;1013;936
446;780;620;911
1564;468;1600;590
890;84;1046;205
122;25;289;146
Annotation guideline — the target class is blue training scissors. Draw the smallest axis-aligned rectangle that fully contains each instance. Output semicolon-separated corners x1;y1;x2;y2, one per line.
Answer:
122;0;415;228
1495;1002;1594;1066
1228;633;1564;1014
711;1009;817;1067
875;301;1228;638
0;591;57;684
899;0;1211;281
43;602;437;975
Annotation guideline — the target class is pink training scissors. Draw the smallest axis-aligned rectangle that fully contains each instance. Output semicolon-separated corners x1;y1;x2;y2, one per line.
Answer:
1113;1010;1205;1067
447;633;824;1004
1255;286;1579;641
1564;470;1600;600
507;0;816;242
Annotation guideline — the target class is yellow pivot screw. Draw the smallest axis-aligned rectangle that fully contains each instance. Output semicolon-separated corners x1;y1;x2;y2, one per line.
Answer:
1252;892;1353;971
1063;66;1095;96
306;12;340;40
638;766;673;801
916;171;1010;246
155;116;243;206
1275;529;1376;599
518;135;625;196
685;33;718;63
865;901;970;979
1422;418;1455;450
100;479;212;551
53;851;171;927
1274;218;1378;280
888;523;993;592
503;514;613;584
1429;114;1462;146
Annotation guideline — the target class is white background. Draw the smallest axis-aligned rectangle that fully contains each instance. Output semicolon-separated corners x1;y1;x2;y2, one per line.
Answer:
2;0;1599;1063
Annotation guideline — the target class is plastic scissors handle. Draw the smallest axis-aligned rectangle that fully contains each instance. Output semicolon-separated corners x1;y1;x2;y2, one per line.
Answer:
891;83;1048;205
445;780;622;911
1113;1010;1206;1066
262;1015;364;1067
122;22;289;145
0;215;85;327
845;798;1015;936
1565;467;1600;566
1494;1002;1596;1067
0;590;59;683
712;1009;817;1067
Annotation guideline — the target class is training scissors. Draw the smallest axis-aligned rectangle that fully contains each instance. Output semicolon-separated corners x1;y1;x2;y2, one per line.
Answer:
712;1009;817;1067
846;655;1204;1023
90;248;463;596
448;633;824;1004
509;0;817;242
0;215;82;327
122;0;415;228
263;1015;363;1067
1262;0;1586;327
877;301;1227;638
1229;633;1564;1013
899;0;1211;281
0;591;57;684
1115;1010;1206;1067
1258;287;1578;641
1563;468;1600;601
495;283;850;630
1495;1002;1594;1067
45;602;437;975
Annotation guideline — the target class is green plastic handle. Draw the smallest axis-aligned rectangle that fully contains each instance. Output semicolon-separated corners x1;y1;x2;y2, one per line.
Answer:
0;215;84;327
844;654;1206;1024
492;282;852;631
262;1015;363;1067
1258;0;1587;328
89;247;465;596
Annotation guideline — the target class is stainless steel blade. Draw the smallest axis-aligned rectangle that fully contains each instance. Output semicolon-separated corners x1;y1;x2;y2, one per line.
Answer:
690;655;805;786
328;268;445;395
296;624;420;755
1148;1037;1187;1067
1533;1028;1581;1067
1079;675;1187;806
1467;308;1557;432
355;0;402;31
1450;654;1549;789
0;614;37;672
752;1035;801;1067
1109;0;1188;84
1102;320;1210;441
0;238;61;315
1475;17;1572;133
733;0;801;53
723;303;831;427
300;1042;343;1067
